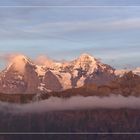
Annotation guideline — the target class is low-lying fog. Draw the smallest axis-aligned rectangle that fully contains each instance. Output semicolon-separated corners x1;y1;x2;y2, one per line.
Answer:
1;95;140;114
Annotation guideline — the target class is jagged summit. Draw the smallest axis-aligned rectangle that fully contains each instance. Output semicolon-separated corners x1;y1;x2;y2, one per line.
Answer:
6;54;33;74
11;54;32;64
79;53;95;59
76;53;97;63
71;53;99;74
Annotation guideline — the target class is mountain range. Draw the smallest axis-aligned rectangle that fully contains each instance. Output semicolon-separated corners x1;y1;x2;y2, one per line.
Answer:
0;53;139;94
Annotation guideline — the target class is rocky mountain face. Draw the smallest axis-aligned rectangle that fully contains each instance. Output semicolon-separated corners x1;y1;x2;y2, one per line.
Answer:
0;55;39;94
69;54;115;87
37;71;139;100
110;71;140;96
0;53;140;95
0;53;118;94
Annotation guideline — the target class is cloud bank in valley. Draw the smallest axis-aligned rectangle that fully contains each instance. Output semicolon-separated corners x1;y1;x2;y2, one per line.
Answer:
1;95;140;114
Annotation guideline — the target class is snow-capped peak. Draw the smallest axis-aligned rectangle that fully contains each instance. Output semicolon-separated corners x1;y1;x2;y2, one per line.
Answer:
12;55;31;64
7;54;33;73
71;53;98;73
77;53;96;62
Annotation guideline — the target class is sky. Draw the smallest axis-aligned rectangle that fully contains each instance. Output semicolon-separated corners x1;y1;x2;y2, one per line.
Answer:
0;0;140;69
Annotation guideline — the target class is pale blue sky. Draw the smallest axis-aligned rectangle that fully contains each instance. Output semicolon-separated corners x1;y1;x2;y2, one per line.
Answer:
0;0;140;69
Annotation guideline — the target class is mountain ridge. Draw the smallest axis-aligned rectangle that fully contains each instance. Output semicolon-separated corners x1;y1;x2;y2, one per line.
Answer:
0;53;139;94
